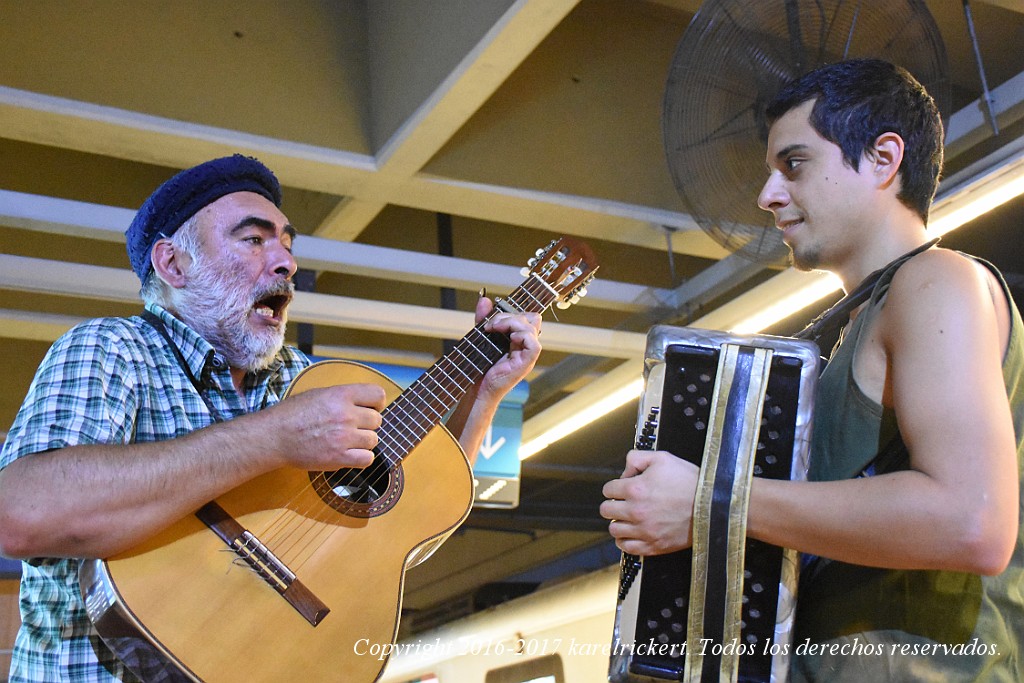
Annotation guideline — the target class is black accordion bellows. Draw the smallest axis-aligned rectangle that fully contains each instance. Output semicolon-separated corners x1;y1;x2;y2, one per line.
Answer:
609;326;819;683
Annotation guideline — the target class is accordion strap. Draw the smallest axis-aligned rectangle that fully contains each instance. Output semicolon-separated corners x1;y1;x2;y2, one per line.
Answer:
686;344;775;683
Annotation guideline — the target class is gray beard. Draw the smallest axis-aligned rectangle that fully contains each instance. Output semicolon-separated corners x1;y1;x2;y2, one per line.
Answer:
170;257;292;373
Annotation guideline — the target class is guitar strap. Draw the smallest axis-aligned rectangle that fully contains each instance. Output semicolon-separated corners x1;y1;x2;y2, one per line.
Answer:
140;308;230;424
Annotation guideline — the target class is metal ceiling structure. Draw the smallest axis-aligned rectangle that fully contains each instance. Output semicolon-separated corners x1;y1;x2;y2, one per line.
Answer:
1;0;1023;637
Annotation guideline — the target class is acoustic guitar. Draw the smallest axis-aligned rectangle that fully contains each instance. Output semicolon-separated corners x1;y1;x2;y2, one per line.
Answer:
79;237;598;682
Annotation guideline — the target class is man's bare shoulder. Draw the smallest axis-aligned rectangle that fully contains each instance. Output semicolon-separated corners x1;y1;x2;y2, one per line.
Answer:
893;246;980;282
886;247;990;309
881;246;1007;349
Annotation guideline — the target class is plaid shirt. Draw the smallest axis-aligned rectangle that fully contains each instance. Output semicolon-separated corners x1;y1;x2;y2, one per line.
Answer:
0;303;310;682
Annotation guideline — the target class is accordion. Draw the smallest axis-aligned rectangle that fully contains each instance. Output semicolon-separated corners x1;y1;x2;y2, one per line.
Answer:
609;326;819;683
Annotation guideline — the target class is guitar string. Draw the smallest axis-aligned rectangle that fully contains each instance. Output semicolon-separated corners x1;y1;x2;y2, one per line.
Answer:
270;277;560;569
257;338;495;566
260;299;527;568
249;331;489;561
268;273;557;565
255;254;584;573
274;279;552;568
249;335;492;567
299;275;553;514
253;274;560;569
267;328;507;569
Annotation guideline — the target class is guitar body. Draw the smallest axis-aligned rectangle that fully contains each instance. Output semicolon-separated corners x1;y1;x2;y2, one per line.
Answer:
81;360;474;682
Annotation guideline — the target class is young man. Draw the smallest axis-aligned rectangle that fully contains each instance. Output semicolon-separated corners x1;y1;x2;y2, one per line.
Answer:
601;60;1023;680
0;155;542;682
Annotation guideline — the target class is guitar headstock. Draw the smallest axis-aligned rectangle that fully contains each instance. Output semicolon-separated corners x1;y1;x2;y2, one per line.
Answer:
518;237;599;311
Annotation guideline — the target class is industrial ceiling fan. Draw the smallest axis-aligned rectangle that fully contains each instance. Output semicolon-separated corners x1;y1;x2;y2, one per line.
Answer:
663;0;951;264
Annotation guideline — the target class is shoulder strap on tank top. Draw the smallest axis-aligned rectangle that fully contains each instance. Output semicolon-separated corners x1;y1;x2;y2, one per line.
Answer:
795;237;939;478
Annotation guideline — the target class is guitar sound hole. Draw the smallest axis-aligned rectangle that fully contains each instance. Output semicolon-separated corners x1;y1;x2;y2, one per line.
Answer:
310;457;404;519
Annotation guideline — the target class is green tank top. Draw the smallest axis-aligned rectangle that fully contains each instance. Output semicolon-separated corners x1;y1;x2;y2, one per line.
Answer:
792;254;1024;682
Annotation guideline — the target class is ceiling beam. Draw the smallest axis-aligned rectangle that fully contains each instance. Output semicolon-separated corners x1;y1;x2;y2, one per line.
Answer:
0;84;718;257
0;188;672;313
0;255;646;359
373;0;581;176
318;0;582;241
945;68;1024;160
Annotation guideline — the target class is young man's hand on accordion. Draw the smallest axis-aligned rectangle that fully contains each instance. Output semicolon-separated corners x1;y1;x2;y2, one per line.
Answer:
600;449;699;556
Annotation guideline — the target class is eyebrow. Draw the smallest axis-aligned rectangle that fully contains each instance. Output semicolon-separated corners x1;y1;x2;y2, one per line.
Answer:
765;143;809;171
229;216;298;242
775;143;808;160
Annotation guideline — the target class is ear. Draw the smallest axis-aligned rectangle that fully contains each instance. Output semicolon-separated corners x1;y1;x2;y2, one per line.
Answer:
151;238;189;288
867;131;905;191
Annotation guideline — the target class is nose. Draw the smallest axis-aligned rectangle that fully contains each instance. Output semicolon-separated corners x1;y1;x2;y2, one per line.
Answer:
270;240;298;280
757;172;789;214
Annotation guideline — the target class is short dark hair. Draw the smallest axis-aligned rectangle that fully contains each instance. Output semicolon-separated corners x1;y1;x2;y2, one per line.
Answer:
764;59;944;222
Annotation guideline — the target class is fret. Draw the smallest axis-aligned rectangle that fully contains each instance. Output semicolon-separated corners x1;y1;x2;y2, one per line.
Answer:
430;361;465;392
499;297;526;313
522;278;554;308
427;375;460;404
379;324;522;460
452;345;485;374
381;420;416;447
404;391;441;424
379;419;416;453
418;367;471;406
531;272;563;301
440;356;475;384
516;286;540;309
418;374;463;410
384;403;422;436
458;342;496;372
391;396;435;429
469;330;506;357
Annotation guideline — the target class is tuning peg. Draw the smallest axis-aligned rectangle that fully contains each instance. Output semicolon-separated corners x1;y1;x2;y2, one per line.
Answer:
575;286;588;299
556;300;571;309
520;266;530;277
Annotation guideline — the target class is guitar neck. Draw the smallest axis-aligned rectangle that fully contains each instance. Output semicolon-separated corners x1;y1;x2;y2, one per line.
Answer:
377;274;557;463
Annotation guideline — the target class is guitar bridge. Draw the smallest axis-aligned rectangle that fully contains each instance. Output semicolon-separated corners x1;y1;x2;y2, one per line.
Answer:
196;501;330;627
232;531;297;593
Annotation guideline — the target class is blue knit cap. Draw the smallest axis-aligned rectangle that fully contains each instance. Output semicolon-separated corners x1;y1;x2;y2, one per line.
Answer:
126;154;282;282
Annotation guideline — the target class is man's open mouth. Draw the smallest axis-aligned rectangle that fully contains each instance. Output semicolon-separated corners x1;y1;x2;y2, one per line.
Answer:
253;292;292;323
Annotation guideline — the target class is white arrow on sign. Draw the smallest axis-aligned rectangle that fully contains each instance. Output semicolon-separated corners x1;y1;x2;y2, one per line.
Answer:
478;426;506;460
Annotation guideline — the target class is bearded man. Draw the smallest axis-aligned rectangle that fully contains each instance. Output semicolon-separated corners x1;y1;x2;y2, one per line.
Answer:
0;155;542;682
